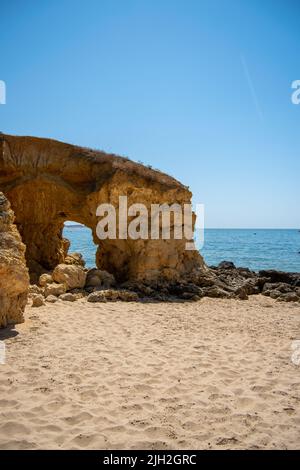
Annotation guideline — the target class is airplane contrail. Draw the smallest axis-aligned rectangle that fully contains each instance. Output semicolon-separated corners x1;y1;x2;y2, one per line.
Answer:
240;54;264;123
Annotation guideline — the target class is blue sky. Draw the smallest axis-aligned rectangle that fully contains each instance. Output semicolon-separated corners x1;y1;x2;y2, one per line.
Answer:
1;0;299;228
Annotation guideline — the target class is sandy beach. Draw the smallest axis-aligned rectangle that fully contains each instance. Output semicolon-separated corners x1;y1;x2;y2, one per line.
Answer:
0;295;299;450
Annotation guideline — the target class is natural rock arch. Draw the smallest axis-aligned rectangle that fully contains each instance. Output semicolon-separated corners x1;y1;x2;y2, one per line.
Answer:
0;134;205;284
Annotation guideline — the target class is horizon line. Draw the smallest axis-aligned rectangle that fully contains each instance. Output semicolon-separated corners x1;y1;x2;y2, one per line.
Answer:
64;223;299;230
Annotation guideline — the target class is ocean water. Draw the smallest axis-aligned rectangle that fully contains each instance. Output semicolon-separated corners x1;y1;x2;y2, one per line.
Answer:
199;229;300;273
63;226;300;273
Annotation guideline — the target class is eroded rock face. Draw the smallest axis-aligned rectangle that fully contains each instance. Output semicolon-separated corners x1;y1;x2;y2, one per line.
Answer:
0;193;29;327
0;134;206;284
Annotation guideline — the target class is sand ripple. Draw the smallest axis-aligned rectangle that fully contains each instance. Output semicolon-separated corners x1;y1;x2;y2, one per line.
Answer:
0;295;300;449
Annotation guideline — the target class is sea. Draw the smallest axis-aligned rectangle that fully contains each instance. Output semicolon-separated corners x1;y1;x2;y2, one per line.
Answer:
63;226;300;273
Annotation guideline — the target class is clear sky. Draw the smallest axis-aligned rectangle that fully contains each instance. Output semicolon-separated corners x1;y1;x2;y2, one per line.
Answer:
1;0;299;228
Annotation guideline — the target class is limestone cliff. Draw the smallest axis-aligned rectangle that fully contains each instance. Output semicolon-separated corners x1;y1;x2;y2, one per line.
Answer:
0;134;205;284
0;192;29;327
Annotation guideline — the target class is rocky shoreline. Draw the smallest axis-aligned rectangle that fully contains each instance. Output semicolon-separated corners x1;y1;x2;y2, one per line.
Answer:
28;255;300;306
1;136;299;329
1;188;299;329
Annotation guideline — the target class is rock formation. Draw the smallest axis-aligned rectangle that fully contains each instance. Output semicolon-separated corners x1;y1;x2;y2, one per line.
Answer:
0;133;205;284
209;262;300;302
0;192;29;327
1;134;299;310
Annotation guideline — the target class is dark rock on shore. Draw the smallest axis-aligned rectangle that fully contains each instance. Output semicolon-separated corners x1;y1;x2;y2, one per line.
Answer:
217;261;236;270
29;258;300;304
258;270;300;286
258;270;300;302
209;261;300;303
127;261;300;302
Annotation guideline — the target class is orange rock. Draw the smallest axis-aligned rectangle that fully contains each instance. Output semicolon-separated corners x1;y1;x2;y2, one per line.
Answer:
0;192;29;327
0;134;206;285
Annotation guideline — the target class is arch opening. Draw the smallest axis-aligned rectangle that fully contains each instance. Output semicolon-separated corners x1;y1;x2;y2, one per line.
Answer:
63;221;97;269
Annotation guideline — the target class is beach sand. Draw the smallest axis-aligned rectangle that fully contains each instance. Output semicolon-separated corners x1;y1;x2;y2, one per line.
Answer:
0;295;299;450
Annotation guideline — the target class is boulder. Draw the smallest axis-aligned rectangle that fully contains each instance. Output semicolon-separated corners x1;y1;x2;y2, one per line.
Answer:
39;273;53;287
52;264;86;290
0;193;29;327
44;283;66;297
85;268;116;289
59;293;77;302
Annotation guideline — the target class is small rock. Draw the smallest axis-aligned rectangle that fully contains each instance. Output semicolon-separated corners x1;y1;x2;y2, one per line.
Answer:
192;295;201;301
269;290;282;299
235;287;249;300
64;252;85;267
236;267;255;278
202;286;231;298
87;289;138;302
68;288;85;299
87;291;108;303
44;283;66;297
59;293;77;302
218;261;236;270
117;290;139;301
262;290;271;297
277;292;299;302
45;295;59;303
29;284;44;296
85;268;116;289
181;292;200;301
39;273;53;287
263;282;292;294
31;294;45;307
241;279;259;295
259;270;296;285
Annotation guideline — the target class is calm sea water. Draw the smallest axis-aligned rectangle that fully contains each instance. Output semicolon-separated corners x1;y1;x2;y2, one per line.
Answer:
199;229;300;273
63;227;300;273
